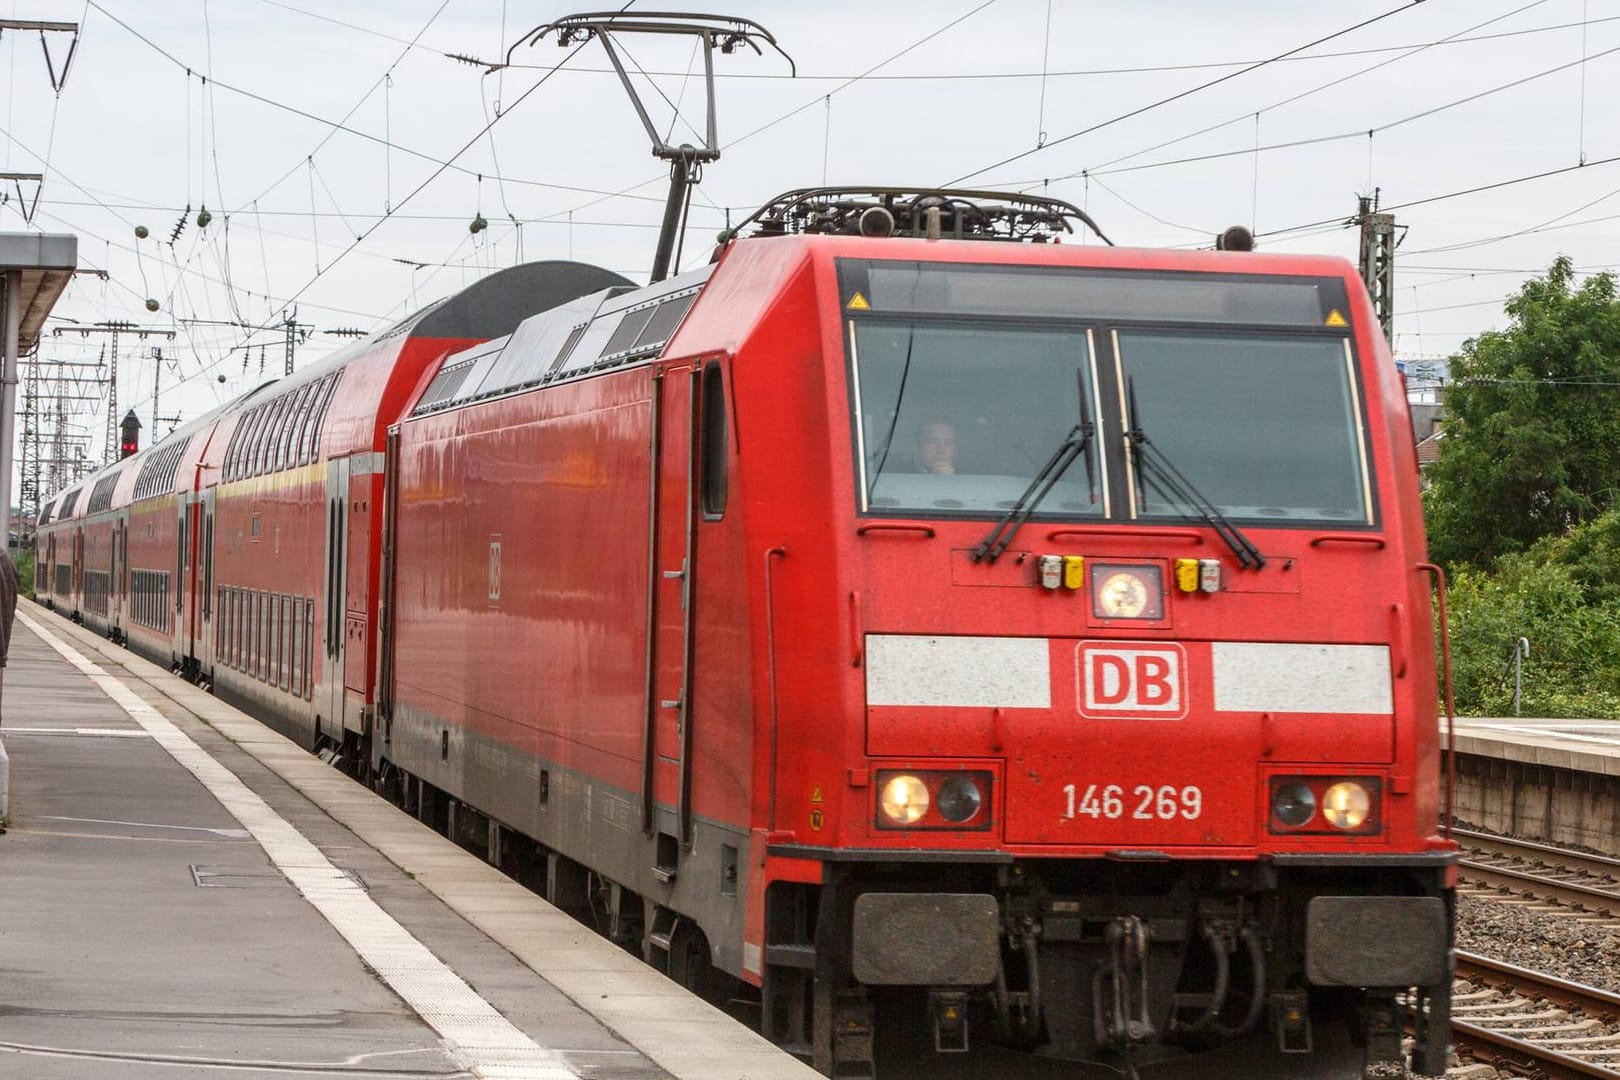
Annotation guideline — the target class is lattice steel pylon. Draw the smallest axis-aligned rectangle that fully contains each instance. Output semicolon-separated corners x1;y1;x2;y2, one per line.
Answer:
52;320;174;464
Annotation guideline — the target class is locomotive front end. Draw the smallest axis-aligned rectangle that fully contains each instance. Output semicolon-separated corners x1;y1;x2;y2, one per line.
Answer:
757;242;1452;1078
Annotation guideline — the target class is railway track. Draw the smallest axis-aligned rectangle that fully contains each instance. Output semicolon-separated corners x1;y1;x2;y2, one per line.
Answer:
1449;829;1620;1077
1457;828;1620;914
1450;951;1620;1078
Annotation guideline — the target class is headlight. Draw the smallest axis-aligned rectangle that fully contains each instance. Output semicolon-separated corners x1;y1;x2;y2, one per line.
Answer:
879;774;930;825
1091;563;1165;620
1321;782;1371;830
936;775;984;823
1268;776;1381;835
1271;781;1316;827
874;769;994;830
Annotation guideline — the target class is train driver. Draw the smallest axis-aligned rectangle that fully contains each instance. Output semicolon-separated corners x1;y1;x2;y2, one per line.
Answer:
910;418;958;476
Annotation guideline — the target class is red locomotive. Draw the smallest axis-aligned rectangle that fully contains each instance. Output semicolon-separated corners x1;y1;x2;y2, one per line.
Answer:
36;187;1454;1078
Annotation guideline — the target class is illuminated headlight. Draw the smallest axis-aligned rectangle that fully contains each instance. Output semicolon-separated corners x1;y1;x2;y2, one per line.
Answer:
936;775;984;823
1091;564;1165;620
1322;782;1371;830
879;774;930;825
1271;782;1317;828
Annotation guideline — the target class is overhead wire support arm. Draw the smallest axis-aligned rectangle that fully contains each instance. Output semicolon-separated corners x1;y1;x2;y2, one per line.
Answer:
0;19;80;93
508;12;795;283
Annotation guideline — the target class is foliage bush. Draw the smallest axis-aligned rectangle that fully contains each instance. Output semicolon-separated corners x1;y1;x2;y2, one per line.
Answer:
14;546;33;601
1442;510;1620;718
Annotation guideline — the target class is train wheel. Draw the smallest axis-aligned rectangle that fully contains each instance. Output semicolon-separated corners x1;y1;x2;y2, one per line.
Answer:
666;920;732;1006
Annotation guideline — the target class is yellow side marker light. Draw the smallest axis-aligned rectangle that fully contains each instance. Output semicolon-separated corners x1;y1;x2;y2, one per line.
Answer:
1062;555;1085;590
1174;558;1200;593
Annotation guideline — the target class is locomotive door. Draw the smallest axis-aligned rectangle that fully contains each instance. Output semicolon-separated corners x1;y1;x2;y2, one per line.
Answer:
194;489;216;676
321;457;350;735
646;365;699;859
174;499;188;662
113;513;127;634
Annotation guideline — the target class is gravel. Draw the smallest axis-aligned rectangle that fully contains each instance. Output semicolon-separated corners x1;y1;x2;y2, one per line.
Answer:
1457;892;1620;990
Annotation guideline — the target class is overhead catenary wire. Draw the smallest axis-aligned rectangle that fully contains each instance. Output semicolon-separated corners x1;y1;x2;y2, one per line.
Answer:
489;15;1620;83
1017;0;1554;188
534;0;1003;228
159;36;600;396
1024;40;1620;185
947;0;1430;186
1257;153;1620;241
81;1;668;209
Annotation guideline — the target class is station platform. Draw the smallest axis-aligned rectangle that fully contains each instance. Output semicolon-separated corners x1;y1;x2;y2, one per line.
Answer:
1450;715;1620;851
0;605;819;1080
1453;715;1620;775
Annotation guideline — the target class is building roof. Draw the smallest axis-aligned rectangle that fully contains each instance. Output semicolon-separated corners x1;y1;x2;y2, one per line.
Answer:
0;232;78;352
1416;429;1445;467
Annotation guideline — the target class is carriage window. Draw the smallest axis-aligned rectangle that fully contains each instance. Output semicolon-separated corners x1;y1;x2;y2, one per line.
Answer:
700;362;728;519
850;321;1102;518
1117;331;1371;525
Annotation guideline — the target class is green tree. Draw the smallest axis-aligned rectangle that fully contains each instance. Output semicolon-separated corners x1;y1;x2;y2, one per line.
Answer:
1423;257;1620;568
1443;509;1620;718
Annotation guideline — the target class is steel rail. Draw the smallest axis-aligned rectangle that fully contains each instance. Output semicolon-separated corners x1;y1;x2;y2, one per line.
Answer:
1456;827;1620;882
1457;830;1620;911
1452;951;1620;1078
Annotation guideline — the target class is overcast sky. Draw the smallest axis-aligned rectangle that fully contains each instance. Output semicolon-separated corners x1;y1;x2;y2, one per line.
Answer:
4;0;1618;463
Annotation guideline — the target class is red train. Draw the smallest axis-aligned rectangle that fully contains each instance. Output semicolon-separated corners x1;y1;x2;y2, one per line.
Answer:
35;188;1454;1078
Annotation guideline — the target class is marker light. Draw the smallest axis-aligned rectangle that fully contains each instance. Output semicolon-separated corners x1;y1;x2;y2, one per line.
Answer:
1322;782;1371;830
879;774;930;825
1091;564;1165;620
1272;782;1317;828
936;775;984;823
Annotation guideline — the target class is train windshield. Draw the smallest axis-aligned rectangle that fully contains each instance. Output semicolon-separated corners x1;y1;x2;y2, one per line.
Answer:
851;322;1103;517
1119;330;1372;524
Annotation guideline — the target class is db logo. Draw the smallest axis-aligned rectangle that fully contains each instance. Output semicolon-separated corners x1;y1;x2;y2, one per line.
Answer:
1076;643;1188;719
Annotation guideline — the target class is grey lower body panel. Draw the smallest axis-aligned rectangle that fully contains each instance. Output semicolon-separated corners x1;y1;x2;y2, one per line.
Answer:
385;699;750;978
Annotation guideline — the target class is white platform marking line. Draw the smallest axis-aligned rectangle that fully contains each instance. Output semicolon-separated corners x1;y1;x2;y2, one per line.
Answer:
37;815;251;838
19;612;578;1080
1467;722;1620;746
0;727;151;738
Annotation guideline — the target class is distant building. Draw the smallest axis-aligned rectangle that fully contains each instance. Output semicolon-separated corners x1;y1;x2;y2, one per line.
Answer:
1397;354;1449;471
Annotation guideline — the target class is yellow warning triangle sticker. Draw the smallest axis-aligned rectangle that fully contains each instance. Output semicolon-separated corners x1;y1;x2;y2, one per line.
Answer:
1324;308;1348;327
846;291;871;311
810;785;825;803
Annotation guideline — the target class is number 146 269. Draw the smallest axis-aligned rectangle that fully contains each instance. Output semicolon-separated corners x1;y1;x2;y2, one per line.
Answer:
1062;783;1203;821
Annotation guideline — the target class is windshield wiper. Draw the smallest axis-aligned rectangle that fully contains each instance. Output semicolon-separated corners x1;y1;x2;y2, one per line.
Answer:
973;371;1095;563
1126;377;1265;570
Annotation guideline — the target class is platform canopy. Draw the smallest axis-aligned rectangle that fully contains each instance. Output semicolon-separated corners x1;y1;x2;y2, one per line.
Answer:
0;232;77;352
